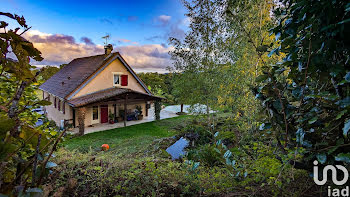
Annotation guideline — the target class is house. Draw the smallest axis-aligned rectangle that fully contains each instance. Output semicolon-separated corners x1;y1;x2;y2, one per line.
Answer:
39;44;161;132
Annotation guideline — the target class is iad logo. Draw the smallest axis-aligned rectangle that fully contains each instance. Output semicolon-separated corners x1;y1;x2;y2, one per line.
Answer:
313;160;349;197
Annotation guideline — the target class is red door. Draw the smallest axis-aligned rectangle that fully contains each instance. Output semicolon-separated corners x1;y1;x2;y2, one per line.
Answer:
100;105;108;123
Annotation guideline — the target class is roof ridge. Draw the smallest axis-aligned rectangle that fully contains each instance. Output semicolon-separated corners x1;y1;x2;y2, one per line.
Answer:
71;52;117;61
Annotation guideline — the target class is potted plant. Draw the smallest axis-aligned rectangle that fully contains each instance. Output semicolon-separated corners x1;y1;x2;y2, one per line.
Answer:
109;113;114;124
118;109;125;122
136;105;143;120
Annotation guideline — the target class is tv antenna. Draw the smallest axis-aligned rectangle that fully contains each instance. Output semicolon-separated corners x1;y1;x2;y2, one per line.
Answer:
102;33;110;45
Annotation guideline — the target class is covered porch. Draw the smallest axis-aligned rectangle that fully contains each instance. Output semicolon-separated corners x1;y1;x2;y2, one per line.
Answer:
67;87;163;134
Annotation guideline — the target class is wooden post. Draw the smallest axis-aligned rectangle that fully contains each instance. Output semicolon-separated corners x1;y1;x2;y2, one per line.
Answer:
145;101;148;116
72;108;76;128
181;104;184;113
113;104;116;121
124;94;128;127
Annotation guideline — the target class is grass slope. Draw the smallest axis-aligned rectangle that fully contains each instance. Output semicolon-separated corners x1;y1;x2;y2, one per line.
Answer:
63;115;189;155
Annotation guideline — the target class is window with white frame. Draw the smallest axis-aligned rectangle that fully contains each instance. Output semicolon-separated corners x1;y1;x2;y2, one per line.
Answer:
113;72;122;86
92;106;98;120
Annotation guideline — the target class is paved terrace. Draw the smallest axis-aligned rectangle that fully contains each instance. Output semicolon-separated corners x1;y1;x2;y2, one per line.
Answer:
71;106;179;135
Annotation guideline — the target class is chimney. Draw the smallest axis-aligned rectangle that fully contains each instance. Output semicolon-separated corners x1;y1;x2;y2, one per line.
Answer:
104;44;113;56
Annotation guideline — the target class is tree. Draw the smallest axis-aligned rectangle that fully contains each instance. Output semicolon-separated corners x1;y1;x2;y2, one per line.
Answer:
169;0;233;123
77;107;86;136
253;0;350;168
220;0;278;128
0;12;64;195
38;65;60;82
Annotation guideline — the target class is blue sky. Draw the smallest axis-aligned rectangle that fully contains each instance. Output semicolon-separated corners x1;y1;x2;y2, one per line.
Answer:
2;0;189;72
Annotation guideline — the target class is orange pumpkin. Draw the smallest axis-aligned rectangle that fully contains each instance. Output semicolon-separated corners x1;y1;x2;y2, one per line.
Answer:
101;144;109;151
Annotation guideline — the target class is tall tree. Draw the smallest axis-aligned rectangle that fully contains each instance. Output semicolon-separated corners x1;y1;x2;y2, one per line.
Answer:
170;0;233;118
220;0;277;127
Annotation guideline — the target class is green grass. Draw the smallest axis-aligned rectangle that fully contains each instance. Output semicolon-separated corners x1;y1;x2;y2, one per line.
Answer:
63;115;190;156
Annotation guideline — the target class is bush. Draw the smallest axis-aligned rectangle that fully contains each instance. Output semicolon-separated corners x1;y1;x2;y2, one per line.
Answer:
47;149;236;196
187;144;225;167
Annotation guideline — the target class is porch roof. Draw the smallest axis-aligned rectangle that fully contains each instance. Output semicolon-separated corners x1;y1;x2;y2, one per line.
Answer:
67;87;162;107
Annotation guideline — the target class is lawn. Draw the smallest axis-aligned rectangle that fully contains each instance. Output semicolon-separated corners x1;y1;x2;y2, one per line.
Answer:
63;115;191;156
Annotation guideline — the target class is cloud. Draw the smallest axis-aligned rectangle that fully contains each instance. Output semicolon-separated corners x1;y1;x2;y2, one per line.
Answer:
29;33;75;44
167;21;185;40
117;44;173;72
80;37;95;45
24;30;104;65
117;38;139;45
182;17;191;27
118;38;131;43
145;19;186;42
23;30;172;72
157;15;171;26
145;35;163;42
100;18;113;25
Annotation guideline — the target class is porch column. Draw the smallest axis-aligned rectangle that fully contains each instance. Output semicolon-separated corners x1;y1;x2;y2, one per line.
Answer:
145;101;148;116
124;94;128;127
113;104;116;121
72;108;76;128
77;107;86;136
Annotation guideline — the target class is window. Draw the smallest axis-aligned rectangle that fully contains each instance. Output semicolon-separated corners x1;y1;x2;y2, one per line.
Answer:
58;99;61;111
113;74;120;86
54;97;57;108
93;106;98;120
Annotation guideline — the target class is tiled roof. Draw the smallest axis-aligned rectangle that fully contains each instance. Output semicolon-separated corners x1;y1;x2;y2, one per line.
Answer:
67;87;162;107
39;53;117;99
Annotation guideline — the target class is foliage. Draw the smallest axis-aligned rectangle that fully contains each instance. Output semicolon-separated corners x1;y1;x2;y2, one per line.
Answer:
169;0;233;116
108;112;114;120
187;143;225;167
47;148;236;196
138;72;175;104
154;100;161;120
37;65;60;83
135;105;142;115
0;12;62;195
56;114;320;196
221;0;279;130
252;0;350;167
118;109;124;118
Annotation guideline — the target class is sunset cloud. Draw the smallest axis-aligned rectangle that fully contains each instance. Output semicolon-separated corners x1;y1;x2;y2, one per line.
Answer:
117;44;172;72
24;30;172;72
80;37;95;45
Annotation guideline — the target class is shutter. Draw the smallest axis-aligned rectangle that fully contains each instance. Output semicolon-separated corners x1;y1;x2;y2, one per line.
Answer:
54;97;57;108
121;75;128;86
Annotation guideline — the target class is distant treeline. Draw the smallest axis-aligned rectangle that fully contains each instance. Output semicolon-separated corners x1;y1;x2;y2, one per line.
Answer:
138;72;176;104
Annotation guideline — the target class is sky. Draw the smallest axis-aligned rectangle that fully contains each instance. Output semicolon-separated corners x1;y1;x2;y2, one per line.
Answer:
2;0;189;72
